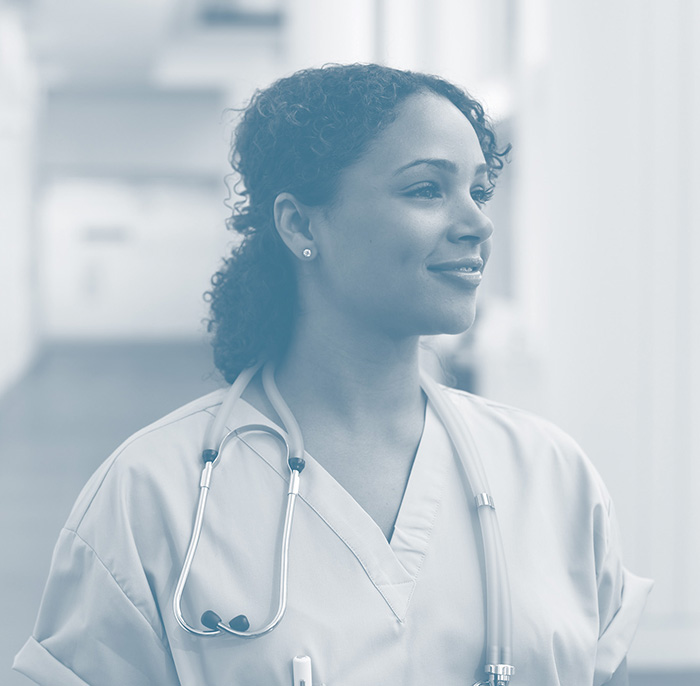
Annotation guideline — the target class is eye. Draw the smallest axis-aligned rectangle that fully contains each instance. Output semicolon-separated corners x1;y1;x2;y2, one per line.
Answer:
471;185;494;207
404;182;443;200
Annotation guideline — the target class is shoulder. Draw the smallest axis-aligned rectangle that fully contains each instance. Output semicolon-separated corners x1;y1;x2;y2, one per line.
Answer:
438;384;611;507
118;387;228;446
41;388;234;625
441;384;584;451
64;388;228;533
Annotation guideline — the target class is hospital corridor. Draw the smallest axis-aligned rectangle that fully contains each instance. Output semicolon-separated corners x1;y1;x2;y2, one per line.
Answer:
2;1;700;684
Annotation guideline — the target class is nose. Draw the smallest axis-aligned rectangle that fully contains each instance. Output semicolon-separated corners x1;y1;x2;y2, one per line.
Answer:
448;196;494;245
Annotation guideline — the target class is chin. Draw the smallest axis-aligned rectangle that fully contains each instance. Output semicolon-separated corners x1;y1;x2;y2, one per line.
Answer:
381;298;478;338
422;306;477;337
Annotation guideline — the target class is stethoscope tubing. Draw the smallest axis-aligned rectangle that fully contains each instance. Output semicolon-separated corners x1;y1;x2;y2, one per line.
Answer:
262;362;304;461
174;363;514;682
201;363;262;455
419;372;513;671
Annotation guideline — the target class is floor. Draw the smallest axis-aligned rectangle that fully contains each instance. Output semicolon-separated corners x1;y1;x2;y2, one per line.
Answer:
0;342;696;685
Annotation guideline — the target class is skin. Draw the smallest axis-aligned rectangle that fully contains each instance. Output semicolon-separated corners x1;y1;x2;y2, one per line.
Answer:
242;91;494;539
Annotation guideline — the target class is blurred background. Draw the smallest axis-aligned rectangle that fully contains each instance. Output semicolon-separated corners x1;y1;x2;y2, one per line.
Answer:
1;0;698;683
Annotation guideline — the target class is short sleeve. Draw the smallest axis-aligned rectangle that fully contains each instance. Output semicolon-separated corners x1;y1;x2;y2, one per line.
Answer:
13;528;180;686
593;500;653;686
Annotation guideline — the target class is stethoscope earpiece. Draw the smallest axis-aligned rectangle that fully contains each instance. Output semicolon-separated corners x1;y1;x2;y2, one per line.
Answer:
200;610;222;631
229;615;251;632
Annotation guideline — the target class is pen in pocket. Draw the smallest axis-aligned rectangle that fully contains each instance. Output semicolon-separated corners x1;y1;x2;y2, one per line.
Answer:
292;655;312;686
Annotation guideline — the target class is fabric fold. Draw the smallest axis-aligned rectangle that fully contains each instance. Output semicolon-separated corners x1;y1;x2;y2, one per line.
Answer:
594;569;654;686
14;637;90;686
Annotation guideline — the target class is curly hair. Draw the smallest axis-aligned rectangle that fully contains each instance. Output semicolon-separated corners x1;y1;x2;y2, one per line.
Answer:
207;63;510;383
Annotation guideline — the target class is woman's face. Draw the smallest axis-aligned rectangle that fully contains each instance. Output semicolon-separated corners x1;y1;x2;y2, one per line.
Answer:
306;91;494;339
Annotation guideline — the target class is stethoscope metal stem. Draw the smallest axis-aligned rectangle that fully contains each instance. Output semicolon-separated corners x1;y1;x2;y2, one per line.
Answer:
173;460;216;636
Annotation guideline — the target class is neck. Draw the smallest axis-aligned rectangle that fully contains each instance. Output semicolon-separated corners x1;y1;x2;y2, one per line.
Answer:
274;316;425;433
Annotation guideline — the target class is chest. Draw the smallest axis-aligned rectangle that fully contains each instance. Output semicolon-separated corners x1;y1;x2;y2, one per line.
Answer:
166;427;600;686
304;435;420;540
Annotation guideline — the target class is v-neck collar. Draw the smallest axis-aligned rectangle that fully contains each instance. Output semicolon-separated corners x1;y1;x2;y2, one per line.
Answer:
222;395;453;622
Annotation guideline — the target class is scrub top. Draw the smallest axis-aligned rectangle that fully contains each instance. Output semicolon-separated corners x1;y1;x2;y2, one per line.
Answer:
14;384;652;686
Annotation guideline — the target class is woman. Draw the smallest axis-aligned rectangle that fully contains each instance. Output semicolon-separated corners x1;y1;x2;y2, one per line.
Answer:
14;64;651;686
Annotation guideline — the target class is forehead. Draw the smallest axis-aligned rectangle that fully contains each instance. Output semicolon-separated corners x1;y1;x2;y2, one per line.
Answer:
357;91;485;175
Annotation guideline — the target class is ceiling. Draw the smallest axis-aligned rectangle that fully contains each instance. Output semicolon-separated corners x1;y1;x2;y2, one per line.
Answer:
19;0;285;90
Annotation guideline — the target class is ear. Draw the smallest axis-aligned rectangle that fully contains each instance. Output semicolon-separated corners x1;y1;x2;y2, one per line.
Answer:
273;192;316;260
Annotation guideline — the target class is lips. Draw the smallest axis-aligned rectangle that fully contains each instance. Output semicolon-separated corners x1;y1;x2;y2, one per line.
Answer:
427;256;484;287
427;256;484;274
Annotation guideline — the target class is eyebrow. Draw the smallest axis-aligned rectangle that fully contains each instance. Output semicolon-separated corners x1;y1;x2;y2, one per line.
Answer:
392;157;488;178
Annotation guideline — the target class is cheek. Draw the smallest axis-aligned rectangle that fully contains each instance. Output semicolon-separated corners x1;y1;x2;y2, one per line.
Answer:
327;203;437;277
367;238;427;275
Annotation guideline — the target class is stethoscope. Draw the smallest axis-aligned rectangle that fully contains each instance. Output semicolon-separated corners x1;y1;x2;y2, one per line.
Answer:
173;361;515;686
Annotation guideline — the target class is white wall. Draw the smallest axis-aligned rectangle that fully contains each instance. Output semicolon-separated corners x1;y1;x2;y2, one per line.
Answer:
0;8;38;395
39;179;233;339
513;0;700;668
41;89;226;179
285;0;377;70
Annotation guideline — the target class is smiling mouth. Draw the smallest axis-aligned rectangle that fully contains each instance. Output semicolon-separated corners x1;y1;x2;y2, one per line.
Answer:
427;260;484;286
427;257;484;273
